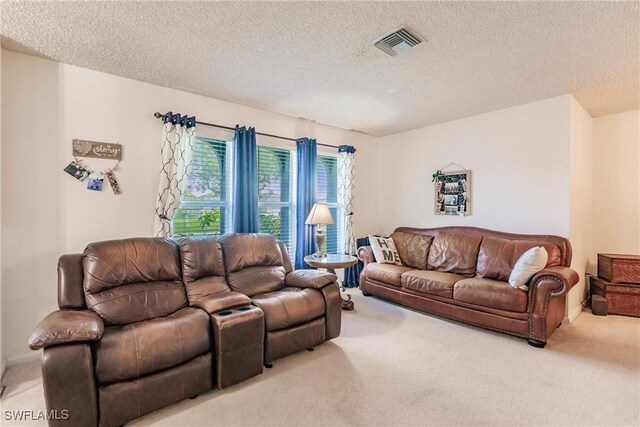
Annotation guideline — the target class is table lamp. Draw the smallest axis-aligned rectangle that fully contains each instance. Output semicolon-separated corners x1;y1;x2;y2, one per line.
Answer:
305;203;335;258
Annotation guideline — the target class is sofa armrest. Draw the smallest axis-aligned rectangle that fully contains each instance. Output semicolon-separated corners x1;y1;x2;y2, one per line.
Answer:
527;266;579;342
530;266;579;297
191;291;252;314
528;266;579;315
357;246;375;265
29;310;104;350
286;270;337;289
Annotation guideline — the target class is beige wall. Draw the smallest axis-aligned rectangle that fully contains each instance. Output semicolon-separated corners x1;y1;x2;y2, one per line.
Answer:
377;95;572;237
568;96;594;321
0;49;381;364
592;110;640;255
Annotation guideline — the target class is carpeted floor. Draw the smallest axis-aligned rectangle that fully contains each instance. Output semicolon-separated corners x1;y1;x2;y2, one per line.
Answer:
2;289;639;426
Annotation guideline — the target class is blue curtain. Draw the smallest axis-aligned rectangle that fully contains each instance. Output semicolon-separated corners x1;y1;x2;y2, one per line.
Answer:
344;236;370;288
232;125;259;233
295;138;317;269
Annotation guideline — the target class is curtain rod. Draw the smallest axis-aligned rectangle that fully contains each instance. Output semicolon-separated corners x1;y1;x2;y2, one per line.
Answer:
153;112;339;149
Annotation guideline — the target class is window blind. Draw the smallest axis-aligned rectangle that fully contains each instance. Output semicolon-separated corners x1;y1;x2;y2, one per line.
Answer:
173;137;230;236
317;155;341;254
257;146;295;254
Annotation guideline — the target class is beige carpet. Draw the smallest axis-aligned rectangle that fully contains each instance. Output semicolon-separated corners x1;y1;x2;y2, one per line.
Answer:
2;290;639;426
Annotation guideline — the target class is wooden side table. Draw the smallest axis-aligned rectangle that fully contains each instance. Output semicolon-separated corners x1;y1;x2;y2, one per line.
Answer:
304;254;358;311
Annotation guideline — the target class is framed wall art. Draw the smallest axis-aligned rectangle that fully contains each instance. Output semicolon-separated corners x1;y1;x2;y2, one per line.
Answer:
433;168;471;216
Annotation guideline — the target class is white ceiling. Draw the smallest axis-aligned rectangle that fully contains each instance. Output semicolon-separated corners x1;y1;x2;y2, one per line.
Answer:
1;1;638;136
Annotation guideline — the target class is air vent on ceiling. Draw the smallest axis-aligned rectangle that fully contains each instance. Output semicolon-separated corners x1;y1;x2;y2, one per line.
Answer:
374;28;423;56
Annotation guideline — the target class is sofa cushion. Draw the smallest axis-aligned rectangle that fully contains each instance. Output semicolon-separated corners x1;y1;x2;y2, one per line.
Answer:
476;236;562;281
179;236;226;283
401;270;465;298
366;263;413;287
83;238;187;325
219;233;286;296
226;266;286;297
94;307;211;385
83;238;182;292
179;236;230;304
391;231;433;270
453;277;528;313
219;233;284;273
251;287;325;331
84;281;188;326
427;233;483;277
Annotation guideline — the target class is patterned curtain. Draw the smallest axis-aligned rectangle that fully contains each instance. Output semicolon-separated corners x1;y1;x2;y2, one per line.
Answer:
338;145;356;255
232;125;259;233
295;138;317;269
154;113;196;237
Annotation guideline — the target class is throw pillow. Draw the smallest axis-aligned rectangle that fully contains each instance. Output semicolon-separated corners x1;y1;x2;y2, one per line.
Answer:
369;235;402;265
509;247;548;290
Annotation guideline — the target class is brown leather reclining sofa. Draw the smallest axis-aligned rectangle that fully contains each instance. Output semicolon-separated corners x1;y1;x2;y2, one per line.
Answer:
358;226;578;347
28;233;340;427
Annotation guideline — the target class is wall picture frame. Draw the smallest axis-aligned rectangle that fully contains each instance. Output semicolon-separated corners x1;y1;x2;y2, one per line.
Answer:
434;169;471;216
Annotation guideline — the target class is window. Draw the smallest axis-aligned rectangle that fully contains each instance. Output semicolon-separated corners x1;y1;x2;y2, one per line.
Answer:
175;139;342;257
257;146;296;253
173;137;232;236
317;154;342;254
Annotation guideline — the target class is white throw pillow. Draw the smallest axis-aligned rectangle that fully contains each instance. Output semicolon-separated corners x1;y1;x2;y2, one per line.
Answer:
509;247;548;290
369;235;402;266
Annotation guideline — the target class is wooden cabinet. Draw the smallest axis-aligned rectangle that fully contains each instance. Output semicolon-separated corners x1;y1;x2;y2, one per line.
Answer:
597;254;640;284
591;254;640;317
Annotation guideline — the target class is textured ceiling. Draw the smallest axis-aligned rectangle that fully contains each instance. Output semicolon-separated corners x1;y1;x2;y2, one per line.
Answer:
1;1;638;136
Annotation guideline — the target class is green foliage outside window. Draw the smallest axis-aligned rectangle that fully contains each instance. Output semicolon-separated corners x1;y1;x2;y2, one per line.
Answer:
259;213;281;239
198;209;221;232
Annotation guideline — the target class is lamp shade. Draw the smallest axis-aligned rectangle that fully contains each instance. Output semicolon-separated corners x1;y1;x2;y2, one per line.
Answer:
305;203;335;225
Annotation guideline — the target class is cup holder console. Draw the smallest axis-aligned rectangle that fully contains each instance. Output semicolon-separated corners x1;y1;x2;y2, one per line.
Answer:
211;303;264;389
216;306;253;317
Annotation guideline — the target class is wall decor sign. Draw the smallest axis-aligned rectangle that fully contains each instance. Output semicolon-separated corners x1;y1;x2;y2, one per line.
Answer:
63;138;123;195
72;139;123;160
433;166;471;216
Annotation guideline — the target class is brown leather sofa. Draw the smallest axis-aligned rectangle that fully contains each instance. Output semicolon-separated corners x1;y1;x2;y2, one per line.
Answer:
358;227;579;347
29;234;340;427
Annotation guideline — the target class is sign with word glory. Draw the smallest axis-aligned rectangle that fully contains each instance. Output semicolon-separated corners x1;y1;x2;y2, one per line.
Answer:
73;139;123;160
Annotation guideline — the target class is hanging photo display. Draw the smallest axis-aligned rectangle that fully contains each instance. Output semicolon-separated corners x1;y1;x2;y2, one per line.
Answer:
63;161;90;182
105;170;121;195
433;167;471;216
86;173;105;191
63;139;123;194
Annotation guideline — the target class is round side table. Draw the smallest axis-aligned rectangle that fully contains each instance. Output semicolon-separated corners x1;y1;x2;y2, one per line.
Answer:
304;254;358;311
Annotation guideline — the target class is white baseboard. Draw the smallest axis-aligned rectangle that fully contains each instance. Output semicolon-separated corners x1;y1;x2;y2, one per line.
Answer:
6;351;40;367
563;303;584;324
